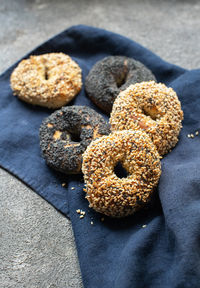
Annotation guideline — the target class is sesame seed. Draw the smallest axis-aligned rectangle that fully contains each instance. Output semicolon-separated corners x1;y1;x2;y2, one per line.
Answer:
91;221;94;225
187;134;191;138
71;187;75;190
76;209;81;214
190;134;194;138
142;225;147;228
62;183;66;187
195;131;199;136
80;215;84;219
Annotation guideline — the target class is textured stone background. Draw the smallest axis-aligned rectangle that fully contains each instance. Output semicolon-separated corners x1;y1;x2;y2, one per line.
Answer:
0;0;200;287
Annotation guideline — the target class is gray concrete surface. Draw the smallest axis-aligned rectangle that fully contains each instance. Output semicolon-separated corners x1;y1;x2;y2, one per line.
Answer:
0;0;200;287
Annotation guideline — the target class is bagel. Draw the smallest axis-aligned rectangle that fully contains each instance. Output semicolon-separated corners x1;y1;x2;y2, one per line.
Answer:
85;56;156;114
110;81;184;155
39;106;110;174
82;130;161;218
10;53;82;108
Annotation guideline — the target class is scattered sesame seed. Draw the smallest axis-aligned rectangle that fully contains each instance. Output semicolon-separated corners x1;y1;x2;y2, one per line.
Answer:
142;224;147;228
71;187;75;190
190;134;194;138
76;209;81;214
62;183;66;187
80;215;84;219
81;211;85;215
187;134;191;138
195;131;199;136
91;221;94;225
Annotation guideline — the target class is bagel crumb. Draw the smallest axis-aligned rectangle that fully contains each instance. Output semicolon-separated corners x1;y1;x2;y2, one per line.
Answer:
62;183;66;187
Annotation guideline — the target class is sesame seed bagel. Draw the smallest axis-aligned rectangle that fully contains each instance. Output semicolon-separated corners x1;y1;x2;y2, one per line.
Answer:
39;106;110;174
10;53;82;108
110;81;184;156
85;56;156;114
82;130;161;218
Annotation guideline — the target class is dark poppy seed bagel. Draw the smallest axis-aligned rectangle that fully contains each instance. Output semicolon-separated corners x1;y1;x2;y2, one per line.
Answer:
82;130;161;218
110;81;184;156
39;106;110;174
10;53;82;108
85;56;156;114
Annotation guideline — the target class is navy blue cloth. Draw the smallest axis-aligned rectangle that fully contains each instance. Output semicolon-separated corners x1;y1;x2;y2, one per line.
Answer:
0;25;200;288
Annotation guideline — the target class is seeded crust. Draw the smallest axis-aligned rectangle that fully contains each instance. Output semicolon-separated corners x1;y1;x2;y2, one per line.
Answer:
10;53;82;108
85;56;156;114
39;106;110;174
82;130;161;218
110;81;184;156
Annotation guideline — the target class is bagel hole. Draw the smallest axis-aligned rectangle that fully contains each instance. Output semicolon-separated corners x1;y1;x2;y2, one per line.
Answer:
70;131;81;143
142;106;160;120
114;162;128;179
116;73;127;88
44;66;49;80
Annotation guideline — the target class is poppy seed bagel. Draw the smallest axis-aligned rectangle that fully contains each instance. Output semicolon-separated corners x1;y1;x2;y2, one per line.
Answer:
39;106;110;174
85;56;156;114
